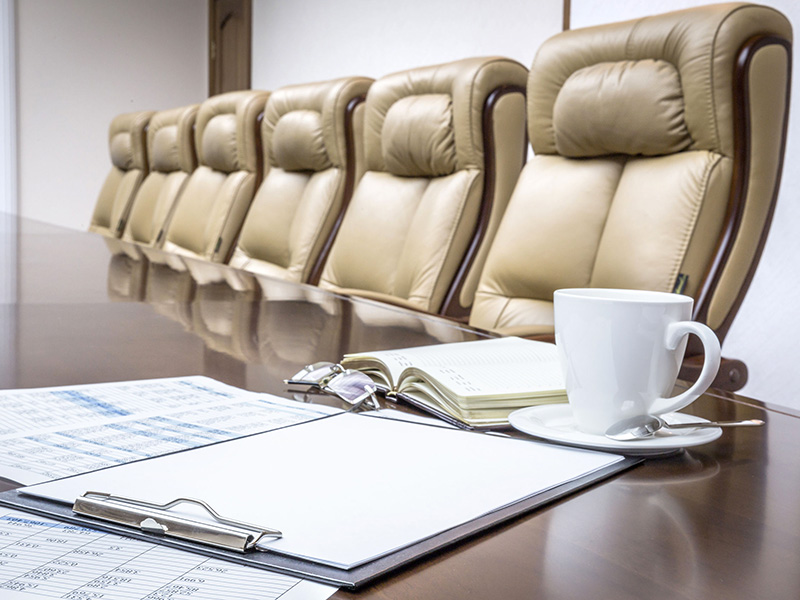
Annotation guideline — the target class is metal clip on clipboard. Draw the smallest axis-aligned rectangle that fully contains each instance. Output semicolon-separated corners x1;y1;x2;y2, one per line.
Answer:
73;491;282;553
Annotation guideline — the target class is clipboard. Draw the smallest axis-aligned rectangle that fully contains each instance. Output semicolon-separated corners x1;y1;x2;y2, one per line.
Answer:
72;492;282;552
0;413;640;589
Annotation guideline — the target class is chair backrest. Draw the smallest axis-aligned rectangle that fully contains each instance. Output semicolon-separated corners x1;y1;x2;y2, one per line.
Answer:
470;2;792;351
318;56;528;315
121;104;199;250
160;90;270;263
228;76;373;283
89;110;154;237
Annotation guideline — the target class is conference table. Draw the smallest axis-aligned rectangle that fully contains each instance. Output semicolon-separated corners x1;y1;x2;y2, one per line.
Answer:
1;213;799;599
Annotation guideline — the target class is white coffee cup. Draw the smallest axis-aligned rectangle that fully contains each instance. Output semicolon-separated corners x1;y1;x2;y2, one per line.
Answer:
553;288;721;436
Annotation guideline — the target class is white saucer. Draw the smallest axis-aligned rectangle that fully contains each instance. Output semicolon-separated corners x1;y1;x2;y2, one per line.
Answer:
508;405;722;456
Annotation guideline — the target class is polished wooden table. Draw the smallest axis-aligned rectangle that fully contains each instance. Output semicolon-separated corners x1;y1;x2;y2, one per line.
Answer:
1;214;797;599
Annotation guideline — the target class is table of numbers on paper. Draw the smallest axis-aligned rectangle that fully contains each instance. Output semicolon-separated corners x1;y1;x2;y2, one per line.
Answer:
0;510;335;600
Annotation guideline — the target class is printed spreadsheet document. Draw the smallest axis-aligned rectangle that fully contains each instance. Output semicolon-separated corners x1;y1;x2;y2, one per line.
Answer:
0;376;339;485
0;508;336;599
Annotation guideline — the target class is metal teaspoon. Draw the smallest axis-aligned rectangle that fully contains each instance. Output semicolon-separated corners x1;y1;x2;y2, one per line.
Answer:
605;414;765;441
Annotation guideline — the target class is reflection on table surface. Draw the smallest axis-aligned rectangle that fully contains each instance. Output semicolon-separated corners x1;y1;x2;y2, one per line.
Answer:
1;214;800;600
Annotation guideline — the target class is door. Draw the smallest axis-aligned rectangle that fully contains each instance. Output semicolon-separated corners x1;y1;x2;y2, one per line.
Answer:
209;0;252;95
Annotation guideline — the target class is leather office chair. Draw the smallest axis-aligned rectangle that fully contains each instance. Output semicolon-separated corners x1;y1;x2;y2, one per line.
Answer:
318;57;528;315
228;76;373;284
119;104;199;258
469;3;792;390
158;90;270;266
89;110;154;238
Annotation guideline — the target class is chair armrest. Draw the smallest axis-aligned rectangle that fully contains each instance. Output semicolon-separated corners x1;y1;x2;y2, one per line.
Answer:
680;355;748;392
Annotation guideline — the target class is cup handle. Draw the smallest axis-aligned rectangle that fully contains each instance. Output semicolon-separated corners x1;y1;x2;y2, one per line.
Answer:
649;321;721;416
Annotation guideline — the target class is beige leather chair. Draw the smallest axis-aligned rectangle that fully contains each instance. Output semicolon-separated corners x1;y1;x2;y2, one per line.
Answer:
119;104;199;257
89;110;154;237
228;77;373;284
159;90;270;265
470;3;792;390
318;57;528;315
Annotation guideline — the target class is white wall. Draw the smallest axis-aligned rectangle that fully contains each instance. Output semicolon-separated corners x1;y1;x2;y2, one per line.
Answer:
0;0;15;384
16;0;208;231
1;0;17;320
1;0;15;219
251;0;562;90
572;1;800;411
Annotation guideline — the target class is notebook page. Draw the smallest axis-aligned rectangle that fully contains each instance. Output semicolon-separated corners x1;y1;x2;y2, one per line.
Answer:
407;360;564;399
348;337;564;397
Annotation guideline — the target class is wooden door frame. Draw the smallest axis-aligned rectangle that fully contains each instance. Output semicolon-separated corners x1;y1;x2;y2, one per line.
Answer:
208;0;252;96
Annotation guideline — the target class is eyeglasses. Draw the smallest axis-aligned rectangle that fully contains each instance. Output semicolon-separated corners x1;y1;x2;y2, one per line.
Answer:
285;362;380;412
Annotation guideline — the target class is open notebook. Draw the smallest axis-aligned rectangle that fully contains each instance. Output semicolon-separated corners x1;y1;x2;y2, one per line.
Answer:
341;337;567;428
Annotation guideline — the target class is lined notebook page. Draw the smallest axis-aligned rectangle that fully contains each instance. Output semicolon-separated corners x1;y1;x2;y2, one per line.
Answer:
347;337;565;397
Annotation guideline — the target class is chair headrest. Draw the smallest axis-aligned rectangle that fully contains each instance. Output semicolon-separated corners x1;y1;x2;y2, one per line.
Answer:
263;77;373;173
528;2;793;159
364;56;528;176
147;104;199;173
381;94;457;177
552;59;691;157
108;110;152;170
195;90;270;174
271;109;331;171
